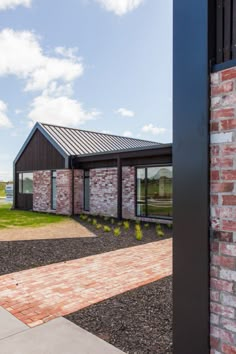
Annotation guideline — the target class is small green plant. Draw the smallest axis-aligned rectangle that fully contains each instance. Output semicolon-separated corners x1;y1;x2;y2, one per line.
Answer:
135;224;143;241
110;218;115;225
167;223;173;229
113;227;121;237
123;220;130;230
144;223;149;228
80;214;88;221
104;216;109;222
103;225;111;232
156;224;164;237
135;219;140;225
96;223;102;230
117;221;122;226
92;219;97;226
87;218;92;223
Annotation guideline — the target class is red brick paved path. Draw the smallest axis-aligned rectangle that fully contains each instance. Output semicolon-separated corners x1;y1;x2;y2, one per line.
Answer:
0;239;172;327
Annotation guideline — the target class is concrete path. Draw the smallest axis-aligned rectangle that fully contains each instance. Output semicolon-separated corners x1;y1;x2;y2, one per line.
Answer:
0;239;172;327
0;219;95;241
0;307;124;354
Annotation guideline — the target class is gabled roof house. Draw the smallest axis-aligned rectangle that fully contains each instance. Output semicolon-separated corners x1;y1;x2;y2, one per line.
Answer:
14;122;172;222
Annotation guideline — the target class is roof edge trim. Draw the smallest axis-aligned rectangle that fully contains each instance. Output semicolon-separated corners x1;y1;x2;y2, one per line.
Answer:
13;122;69;167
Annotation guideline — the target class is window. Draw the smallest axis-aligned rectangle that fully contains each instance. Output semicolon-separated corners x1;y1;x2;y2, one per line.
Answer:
51;171;57;210
84;170;90;211
136;166;173;218
18;172;33;194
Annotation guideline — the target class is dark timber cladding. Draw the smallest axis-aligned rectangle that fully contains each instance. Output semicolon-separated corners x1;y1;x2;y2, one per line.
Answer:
173;0;209;353
16;129;65;171
214;0;236;65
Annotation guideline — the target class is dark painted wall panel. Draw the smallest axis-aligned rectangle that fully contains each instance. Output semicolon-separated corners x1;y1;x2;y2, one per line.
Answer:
16;129;65;172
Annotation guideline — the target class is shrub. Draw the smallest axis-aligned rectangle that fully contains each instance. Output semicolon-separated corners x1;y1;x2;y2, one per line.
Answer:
80;214;88;221
110;218;115;225
167;223;173;229
135;224;143;241
117;221;122;226
113;227;121;237
103;225;111;232
156;224;164;237
123;220;130;230
92;219;97;226
87;218;92;223
96;223;102;230
144;223;149;228
135;219;140;225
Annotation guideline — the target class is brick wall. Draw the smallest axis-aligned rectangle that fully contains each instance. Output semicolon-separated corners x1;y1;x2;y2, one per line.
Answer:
122;166;135;219
33;171;51;212
56;169;72;215
74;169;84;214
210;68;236;354
90;168;117;217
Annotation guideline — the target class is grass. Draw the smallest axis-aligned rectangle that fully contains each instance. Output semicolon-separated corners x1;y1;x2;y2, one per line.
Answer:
0;204;66;229
0;182;6;198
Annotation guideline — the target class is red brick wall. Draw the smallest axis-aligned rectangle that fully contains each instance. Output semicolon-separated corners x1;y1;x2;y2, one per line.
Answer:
210;68;236;354
74;169;84;214
122;166;135;219
33;171;51;212
90;168;117;217
56;170;72;216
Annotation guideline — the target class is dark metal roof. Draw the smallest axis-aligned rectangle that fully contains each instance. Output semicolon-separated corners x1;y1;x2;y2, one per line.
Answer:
40;122;161;157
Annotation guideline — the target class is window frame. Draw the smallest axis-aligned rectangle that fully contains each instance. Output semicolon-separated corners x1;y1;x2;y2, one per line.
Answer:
51;170;57;210
18;171;33;195
135;164;173;220
83;170;90;212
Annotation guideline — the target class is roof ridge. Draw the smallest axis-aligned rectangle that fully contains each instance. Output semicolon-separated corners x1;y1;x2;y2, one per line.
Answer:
39;122;161;145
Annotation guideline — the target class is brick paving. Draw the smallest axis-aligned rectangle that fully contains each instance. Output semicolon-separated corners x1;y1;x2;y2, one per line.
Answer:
0;239;172;327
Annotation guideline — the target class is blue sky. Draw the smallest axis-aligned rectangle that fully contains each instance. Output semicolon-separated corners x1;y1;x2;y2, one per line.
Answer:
0;0;172;181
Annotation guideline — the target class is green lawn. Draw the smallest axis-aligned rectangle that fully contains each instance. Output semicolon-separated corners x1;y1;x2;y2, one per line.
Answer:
0;182;6;197
0;204;67;229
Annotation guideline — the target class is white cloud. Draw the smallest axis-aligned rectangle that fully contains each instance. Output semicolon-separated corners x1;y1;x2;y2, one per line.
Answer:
123;130;132;137
0;0;31;11
0;29;83;92
115;107;134;117
55;46;79;60
95;0;144;15
142;124;166;135
0;100;13;128
28;95;101;128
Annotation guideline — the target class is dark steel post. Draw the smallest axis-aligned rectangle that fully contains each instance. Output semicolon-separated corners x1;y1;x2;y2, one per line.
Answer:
173;0;210;353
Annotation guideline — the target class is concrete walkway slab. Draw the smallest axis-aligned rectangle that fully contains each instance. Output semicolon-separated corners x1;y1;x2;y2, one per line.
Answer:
0;307;28;340
0;239;172;327
0;317;124;354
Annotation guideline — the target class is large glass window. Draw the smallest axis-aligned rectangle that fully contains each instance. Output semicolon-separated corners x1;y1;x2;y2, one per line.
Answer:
18;172;33;194
51;171;57;210
84;170;90;211
136;166;173;218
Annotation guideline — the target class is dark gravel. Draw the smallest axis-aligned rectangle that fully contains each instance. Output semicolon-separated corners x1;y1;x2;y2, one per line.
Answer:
66;276;173;354
0;218;172;275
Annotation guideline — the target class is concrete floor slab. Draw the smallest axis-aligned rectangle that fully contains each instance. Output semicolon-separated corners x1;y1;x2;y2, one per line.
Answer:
0;307;28;340
0;317;124;354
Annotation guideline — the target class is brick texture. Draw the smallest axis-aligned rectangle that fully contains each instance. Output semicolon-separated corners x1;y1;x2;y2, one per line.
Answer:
74;169;84;214
210;68;236;353
0;239;172;327
56;170;72;215
122;166;135;219
33;171;51;212
89;168;118;217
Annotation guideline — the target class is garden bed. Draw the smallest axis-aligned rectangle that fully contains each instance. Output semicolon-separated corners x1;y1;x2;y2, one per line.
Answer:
0;217;172;275
66;276;173;354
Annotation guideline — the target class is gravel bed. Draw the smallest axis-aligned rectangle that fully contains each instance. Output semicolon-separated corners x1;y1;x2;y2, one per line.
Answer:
66;276;173;354
0;218;172;275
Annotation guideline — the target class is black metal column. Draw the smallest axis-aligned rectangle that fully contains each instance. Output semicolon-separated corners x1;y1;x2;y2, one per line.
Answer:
117;156;122;220
173;0;210;353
